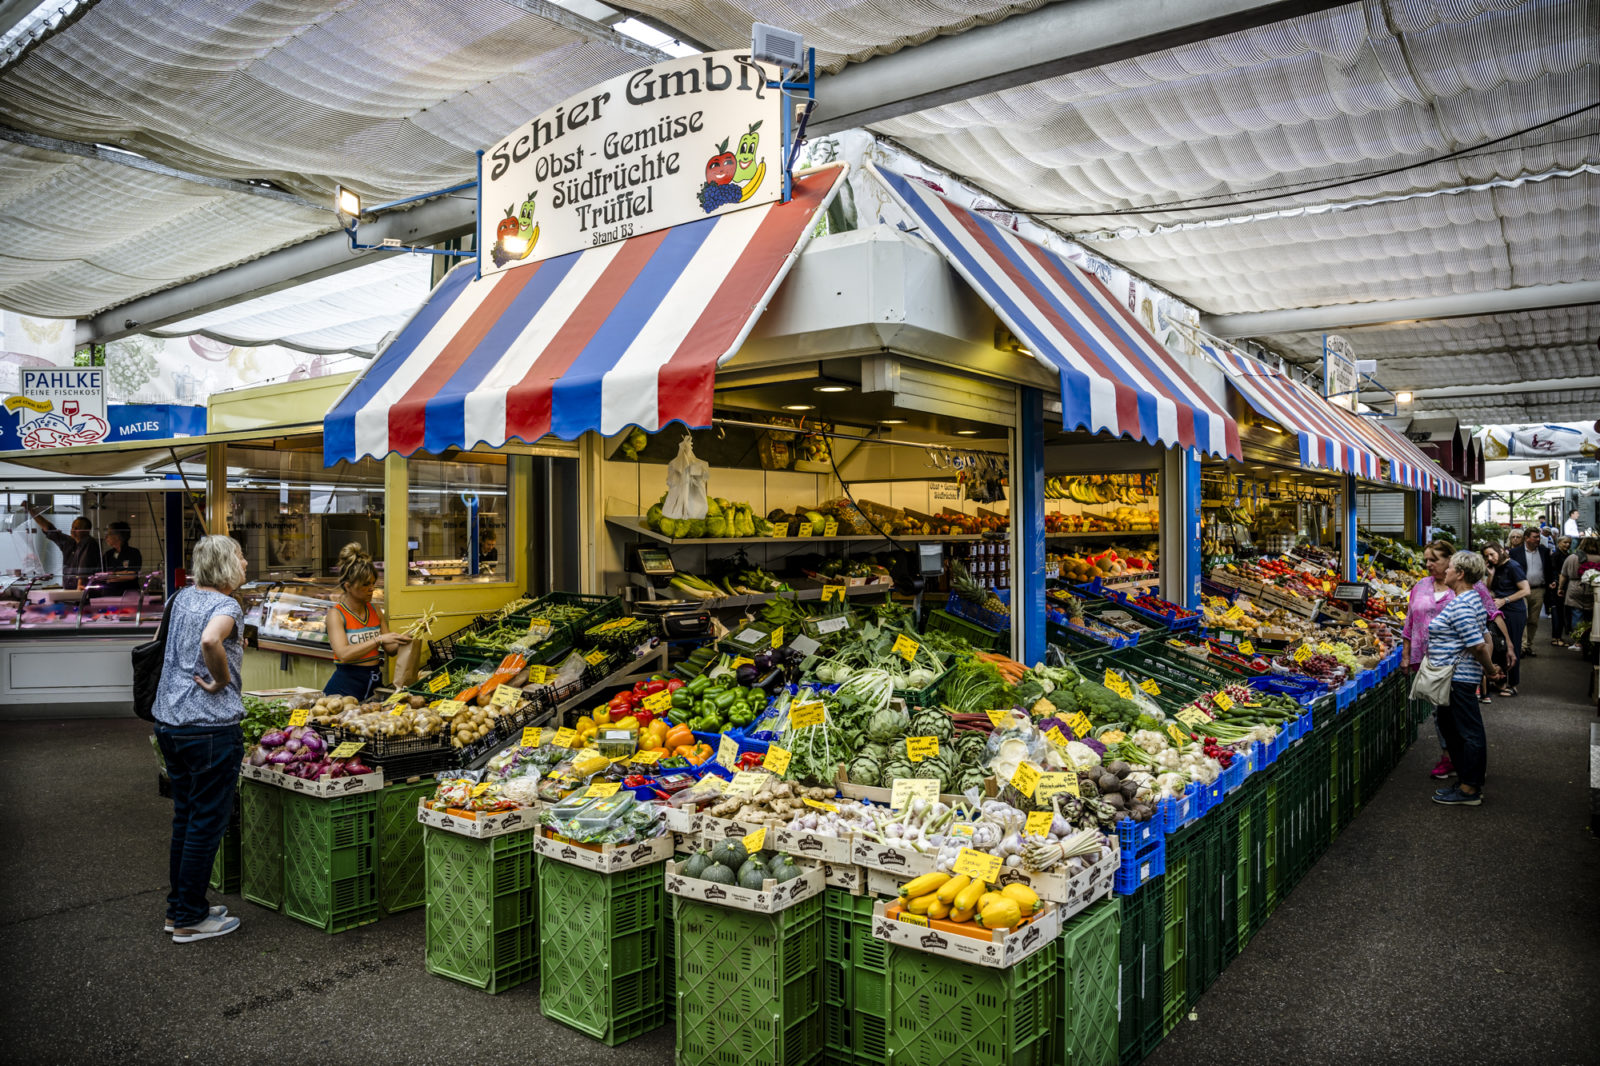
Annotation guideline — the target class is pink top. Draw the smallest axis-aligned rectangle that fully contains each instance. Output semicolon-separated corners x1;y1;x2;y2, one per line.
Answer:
1402;578;1499;666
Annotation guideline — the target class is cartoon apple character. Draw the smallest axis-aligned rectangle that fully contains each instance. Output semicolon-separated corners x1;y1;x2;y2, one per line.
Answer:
705;139;736;185
497;206;521;240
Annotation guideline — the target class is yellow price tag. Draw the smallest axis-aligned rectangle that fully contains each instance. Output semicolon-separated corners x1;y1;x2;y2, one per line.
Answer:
952;847;1003;883
717;734;740;770
525;664;551;684
585;649;609;667
769;524;788;539
742;826;768;854
796;523;814;538
642;690;672;714
1175;708;1209;728
728;771;768;795
762;746;792;775
1009;762;1041;798
823;517;839;537
905;736;939;762
389;703;408;717
788;701;826;729
491;685;522;708
1139;678;1162;697
520;727;543;747
1294;644;1312;663
1101;729;1127;745
1167;723;1188;745
1238;641;1255;655
1108;678;1134;699
1318;641;1335;655
1354;619;1369;629
1223;605;1245;623
1103;669;1124;689
1066;711;1094;737
631;748;663;765
1213;692;1234;712
821;584;847;602
551;727;578;748
287;709;309;728
892;634;919;662
585;781;621;798
436;699;467;718
803;796;838;813
1025;810;1055;836
985;707;1011;729
1035;772;1080;803
889;778;939;810
771;626;784;649
898;911;929;927
1045;726;1069;750
731;656;753;669
426;672;451;693
328;741;364;759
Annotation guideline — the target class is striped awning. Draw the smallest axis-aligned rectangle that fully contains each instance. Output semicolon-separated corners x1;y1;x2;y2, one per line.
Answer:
872;166;1239;459
324;165;846;464
1326;403;1465;499
1204;344;1380;480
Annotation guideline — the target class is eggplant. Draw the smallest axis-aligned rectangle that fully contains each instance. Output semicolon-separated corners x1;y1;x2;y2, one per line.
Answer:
734;664;760;686
752;649;775;672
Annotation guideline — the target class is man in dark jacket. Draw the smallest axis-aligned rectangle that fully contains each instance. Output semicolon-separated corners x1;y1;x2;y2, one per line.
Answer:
1511;528;1559;655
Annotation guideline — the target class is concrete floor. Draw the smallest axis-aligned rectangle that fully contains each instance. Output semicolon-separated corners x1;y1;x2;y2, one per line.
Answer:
1;652;1595;1065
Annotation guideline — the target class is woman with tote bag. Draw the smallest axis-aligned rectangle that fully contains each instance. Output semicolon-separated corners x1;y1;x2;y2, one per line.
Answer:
1415;551;1503;807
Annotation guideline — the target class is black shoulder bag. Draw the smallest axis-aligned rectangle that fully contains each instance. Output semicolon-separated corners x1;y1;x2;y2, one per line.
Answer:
131;589;177;722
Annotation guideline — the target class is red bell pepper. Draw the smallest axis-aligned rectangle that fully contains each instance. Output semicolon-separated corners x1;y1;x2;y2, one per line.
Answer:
665;678;686;692
736;751;765;770
609;691;637;712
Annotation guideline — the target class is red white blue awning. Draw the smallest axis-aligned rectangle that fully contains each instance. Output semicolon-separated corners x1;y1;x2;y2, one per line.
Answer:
1352;413;1465;499
1203;344;1382;480
324;165;846;464
872;165;1239;460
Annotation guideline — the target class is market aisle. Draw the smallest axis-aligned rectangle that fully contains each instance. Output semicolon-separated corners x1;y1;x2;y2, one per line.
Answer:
0;719;674;1066
1146;650;1600;1066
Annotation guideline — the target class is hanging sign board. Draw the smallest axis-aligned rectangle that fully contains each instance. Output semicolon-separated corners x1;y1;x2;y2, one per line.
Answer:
479;50;783;272
1323;335;1359;413
1331;582;1370;604
6;368;109;449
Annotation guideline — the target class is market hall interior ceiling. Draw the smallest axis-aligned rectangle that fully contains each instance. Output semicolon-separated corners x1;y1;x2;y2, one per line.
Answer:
0;0;1595;425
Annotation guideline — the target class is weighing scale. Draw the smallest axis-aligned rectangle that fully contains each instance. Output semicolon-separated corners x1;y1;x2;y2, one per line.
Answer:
632;598;712;640
630;546;678;588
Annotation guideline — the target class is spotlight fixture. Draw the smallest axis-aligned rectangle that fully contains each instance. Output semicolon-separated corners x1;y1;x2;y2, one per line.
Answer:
955;429;979;436
1395;391;1414;405
879;419;906;425
813;385;851;393
782;404;815;411
334;185;362;218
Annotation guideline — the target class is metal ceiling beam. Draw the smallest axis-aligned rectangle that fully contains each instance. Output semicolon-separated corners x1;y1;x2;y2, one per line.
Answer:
809;0;1350;133
1202;281;1600;338
495;0;669;61
1360;376;1600;403
78;194;475;344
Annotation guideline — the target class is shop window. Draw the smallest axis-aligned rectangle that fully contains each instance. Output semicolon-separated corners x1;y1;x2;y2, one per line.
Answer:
405;453;510;585
225;447;386;580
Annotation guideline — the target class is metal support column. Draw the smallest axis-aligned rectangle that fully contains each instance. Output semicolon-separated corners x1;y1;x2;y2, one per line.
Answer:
205;442;228;536
1161;447;1202;609
1416;491;1430;543
1014;388;1046;665
1343;475;1359;580
164;489;183;593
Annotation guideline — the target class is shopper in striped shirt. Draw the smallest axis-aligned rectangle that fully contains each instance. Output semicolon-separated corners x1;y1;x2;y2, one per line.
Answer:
1425;551;1503;806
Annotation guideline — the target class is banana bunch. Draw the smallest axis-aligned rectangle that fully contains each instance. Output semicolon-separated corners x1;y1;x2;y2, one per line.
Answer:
897;872;1042;929
1043;476;1146;505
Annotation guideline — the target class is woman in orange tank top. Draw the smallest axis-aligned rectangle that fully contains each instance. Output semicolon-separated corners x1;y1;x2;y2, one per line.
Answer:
324;543;410;700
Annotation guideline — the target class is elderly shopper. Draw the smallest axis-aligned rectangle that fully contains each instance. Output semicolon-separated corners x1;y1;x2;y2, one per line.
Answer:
152;535;249;943
1426;551;1502;807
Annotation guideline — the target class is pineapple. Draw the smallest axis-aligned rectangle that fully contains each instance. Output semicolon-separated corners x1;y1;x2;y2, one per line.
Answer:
950;560;1008;615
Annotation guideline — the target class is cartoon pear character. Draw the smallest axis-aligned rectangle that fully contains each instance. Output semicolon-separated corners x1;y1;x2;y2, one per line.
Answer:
733;121;766;202
513;191;539;257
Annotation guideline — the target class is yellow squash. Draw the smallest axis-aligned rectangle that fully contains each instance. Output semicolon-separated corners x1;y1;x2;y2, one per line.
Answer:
899;872;950;900
976;897;1022;929
926;899;950;920
935;874;970;905
1000;883;1042;913
906;893;940;915
948;905;976;923
953;879;987;912
977;891;1003;912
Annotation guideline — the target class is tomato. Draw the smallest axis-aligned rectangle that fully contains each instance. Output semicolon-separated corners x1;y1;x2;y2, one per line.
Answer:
706;151;736;185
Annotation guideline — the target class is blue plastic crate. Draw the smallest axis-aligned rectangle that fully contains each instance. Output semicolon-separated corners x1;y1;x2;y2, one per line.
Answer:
689;729;770;759
1250;675;1321;702
1261;731;1281;766
1356;669;1374;694
1118;815;1162;856
1158;784;1199;834
1102;589;1201;631
945;590;1011;632
1335;681;1356;711
1114;834;1166;894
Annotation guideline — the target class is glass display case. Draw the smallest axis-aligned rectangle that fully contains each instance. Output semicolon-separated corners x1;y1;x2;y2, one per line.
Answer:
0;571;166;633
240;578;386;653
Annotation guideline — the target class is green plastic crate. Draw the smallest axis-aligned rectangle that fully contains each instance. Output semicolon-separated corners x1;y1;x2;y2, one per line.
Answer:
378;780;434;914
1117;878;1163;1066
1160;827;1191;1036
424;827;538;993
1059;898;1120;1066
822;888;892;1066
1261;777;1280;918
240;779;283;910
925;608;1007;652
537;856;668;1045
889;939;1059;1066
675;893;824;1066
281;789;379;934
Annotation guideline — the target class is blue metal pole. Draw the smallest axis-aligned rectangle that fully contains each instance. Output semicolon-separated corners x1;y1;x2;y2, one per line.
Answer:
164;489;183;594
474;150;484;281
1343;475;1358;580
1182;448;1202;608
466;495;480;576
1017;388;1046;665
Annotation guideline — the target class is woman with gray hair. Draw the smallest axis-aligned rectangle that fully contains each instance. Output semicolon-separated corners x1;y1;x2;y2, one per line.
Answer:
151;535;249;942
1425;550;1504;807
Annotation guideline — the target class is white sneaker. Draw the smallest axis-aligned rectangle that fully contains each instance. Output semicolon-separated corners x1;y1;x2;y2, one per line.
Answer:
172;913;240;943
165;904;227;934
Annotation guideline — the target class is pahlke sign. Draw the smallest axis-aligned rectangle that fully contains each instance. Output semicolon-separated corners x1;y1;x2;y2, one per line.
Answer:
479;50;782;272
6;368;108;449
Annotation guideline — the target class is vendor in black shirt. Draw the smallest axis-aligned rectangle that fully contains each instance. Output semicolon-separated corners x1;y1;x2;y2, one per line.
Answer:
22;504;102;589
103;521;142;572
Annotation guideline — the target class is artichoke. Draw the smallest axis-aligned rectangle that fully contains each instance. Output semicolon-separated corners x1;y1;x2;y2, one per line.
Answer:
866;705;911;744
907;708;953;742
847;752;881;786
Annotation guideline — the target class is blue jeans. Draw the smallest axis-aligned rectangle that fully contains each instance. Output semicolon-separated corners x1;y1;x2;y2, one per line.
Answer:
1435;681;1486;790
155;723;243;927
1499;606;1525;687
1571;606;1588;636
325;663;381;699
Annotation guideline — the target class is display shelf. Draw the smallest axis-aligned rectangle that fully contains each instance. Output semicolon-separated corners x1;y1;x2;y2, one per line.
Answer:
1044;530;1160;540
626;573;893;610
554;646;670;719
606;516;990;545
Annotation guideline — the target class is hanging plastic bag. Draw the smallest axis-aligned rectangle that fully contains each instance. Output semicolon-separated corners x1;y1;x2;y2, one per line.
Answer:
662;436;710;521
